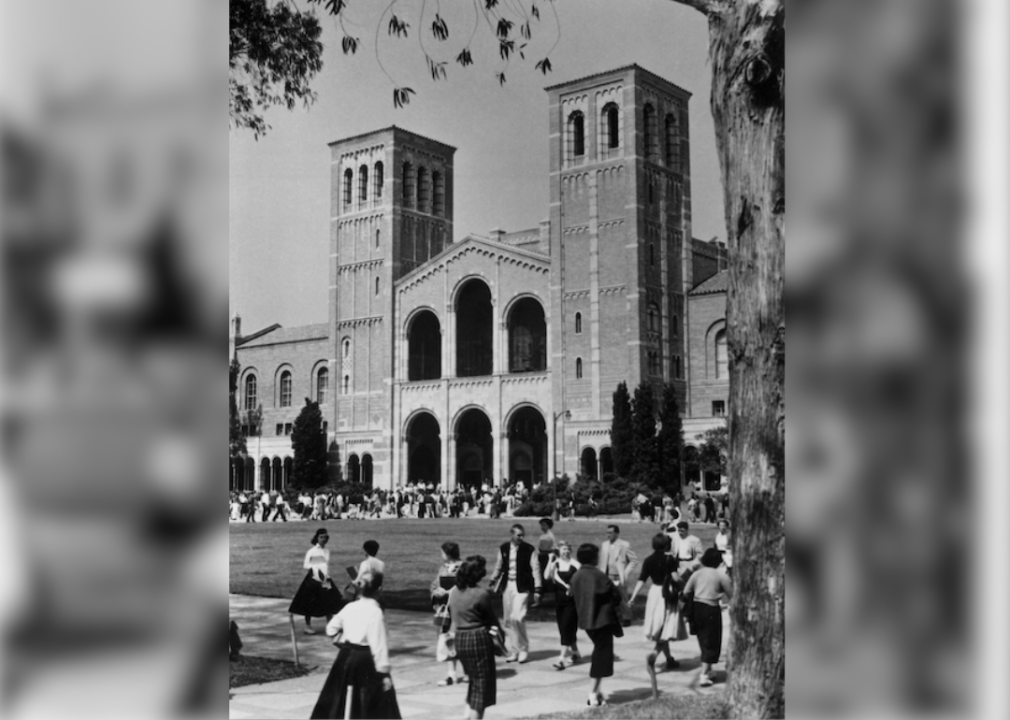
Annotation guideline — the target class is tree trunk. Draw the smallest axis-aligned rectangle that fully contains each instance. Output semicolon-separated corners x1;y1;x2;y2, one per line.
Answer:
699;0;786;716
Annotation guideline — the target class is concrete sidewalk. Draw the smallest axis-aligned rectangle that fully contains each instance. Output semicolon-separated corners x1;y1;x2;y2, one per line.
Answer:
229;594;726;719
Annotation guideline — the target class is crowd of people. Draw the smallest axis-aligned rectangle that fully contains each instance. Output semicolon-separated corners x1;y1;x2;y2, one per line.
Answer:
273;517;733;718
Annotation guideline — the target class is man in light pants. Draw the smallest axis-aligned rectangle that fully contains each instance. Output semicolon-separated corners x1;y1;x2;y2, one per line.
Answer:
489;523;542;663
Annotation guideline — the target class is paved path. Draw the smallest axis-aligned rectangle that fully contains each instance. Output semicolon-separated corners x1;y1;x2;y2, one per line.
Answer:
230;594;727;719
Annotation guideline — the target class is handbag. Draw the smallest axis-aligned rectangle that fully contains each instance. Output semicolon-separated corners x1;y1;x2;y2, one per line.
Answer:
487;625;507;657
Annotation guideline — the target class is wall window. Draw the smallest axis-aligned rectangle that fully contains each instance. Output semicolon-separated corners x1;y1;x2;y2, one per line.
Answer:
675;355;683;379
575;312;582;334
648;303;659;332
244;374;257;410
342;375;350;394
576;357;583;379
373;161;384;199
715;329;728;378
279;370;292;407
284;423;293;435
432;171;444;216
643;103;657;160
317;367;329;404
402;162;414;209
343;168;353;209
276;423;283;436
568;111;585;158
665;113;680;171
375;277;380;295
712;400;726;417
604;102;619;148
672;314;679;338
358;164;368;203
417;166;429;213
376;228;381;247
342;338;351;358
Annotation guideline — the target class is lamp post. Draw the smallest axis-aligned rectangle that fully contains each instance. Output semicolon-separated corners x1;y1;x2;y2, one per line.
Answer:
552;409;571;520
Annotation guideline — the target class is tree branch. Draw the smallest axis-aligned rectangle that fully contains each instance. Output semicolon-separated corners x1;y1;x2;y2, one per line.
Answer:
665;0;732;17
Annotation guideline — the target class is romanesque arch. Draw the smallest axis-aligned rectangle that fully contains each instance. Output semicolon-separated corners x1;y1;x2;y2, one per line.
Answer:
455;279;493;377
407;309;441;380
455;407;492;489
505;405;547;490
581;447;599;480
405;411;440;487
506;296;546;373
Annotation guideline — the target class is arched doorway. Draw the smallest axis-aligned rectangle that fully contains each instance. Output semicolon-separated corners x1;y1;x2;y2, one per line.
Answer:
272;457;283;491
599;447;614;478
507;406;547;489
683;446;700;492
581;447;598;480
408;311;442;380
259;457;270;492
406;412;440;487
456;280;493;377
362;454;374;488
244;457;255;491
283;457;293;488
348;454;360;484
456;408;492;489
507;298;547;372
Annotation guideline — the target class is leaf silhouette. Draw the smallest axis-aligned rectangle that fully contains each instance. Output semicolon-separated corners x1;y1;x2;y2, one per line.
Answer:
341;36;359;55
497;72;507;86
456;47;474;67
531;5;540;21
388;16;410;38
521;22;531;40
485;0;499;9
393;87;416;109
499;39;514;60
432;15;449;41
497;18;514;39
535;58;552;75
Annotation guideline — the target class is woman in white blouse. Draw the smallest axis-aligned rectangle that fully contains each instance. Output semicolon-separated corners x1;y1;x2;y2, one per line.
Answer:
311;572;401;719
288;529;343;634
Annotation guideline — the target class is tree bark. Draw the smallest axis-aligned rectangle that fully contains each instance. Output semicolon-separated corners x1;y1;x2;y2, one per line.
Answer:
673;0;786;716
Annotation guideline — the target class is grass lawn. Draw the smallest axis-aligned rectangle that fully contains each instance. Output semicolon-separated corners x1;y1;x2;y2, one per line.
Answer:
528;692;728;719
230;655;311;688
230;516;717;619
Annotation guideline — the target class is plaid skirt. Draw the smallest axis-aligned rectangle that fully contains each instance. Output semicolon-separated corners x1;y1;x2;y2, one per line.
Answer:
455;628;496;712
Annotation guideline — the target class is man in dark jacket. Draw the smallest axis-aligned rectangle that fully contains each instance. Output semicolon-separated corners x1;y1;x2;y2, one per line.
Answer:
488;523;543;663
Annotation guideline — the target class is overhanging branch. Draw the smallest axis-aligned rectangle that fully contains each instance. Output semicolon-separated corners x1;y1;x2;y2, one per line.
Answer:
666;0;723;17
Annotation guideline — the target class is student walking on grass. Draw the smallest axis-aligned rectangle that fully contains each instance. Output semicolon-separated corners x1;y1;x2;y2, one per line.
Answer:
430;542;466;687
488;523;542;663
544;540;582;669
447;556;503;720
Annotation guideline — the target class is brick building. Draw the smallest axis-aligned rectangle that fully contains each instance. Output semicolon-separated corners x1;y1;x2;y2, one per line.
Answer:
231;66;728;493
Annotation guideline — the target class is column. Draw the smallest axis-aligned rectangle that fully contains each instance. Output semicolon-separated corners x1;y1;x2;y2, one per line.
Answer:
440;426;450;490
447;433;457;490
401;434;410;485
445;306;455;377
493;432;504;488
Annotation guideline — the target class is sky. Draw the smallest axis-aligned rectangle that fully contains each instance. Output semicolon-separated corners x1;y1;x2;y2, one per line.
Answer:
229;0;724;333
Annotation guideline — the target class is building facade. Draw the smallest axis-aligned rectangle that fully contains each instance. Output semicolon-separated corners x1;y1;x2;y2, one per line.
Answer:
231;65;728;493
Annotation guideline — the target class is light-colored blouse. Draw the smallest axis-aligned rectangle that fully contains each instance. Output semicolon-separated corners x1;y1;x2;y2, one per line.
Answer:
683;566;732;606
304;545;330;581
325;598;390;672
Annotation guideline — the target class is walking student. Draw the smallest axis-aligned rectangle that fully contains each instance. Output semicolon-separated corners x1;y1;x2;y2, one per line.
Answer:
598;524;637;626
447;556;503;720
682;548;732;687
544;540;582;669
488;523;542;663
570;543;624;707
430;541;465;687
288;529;344;635
628;534;686;674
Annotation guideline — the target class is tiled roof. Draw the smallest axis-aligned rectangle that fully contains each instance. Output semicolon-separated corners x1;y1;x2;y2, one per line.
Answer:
690;270;728;296
238;323;329;348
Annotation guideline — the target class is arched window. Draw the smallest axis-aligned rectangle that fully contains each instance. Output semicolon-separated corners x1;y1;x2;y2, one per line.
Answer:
373;161;384;199
432;171;444;216
603;103;620;149
665;113;680;170
376;228;381;247
575;312;582;334
643;103;657;160
343;168;353;208
715;329;728;378
342;375;350;394
576;357;583;379
672;314;679;338
375;276;380;295
507;298;547;373
244;374;257;411
358;165;368;203
342;337;351;358
648;303;659;331
317;367;329;404
568;111;585;158
279;370;292;407
402;162;414;209
417;166;429;213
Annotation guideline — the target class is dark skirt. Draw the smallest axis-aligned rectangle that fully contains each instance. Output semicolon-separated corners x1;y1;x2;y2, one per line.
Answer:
310;644;401;719
586;626;616;679
694;602;723;664
455;628;496;712
289;572;345;618
555;598;578;646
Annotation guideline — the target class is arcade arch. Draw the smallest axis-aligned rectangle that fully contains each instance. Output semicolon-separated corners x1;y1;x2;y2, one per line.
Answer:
455;279;493;377
407;310;441;380
405;411;440;487
506;406;547;489
455;407;493;489
507;297;546;373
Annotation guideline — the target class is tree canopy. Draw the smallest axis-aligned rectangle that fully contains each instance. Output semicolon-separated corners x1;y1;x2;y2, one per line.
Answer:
229;358;247;459
291;398;327;488
610;382;633;479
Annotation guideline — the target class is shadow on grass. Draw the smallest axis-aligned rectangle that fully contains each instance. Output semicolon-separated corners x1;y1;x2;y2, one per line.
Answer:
606;687;656;704
496;668;518;680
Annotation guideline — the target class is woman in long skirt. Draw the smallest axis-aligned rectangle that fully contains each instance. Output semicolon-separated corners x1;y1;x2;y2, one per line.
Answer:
447;556;502;720
544;541;581;669
628;534;686;673
682;548;732;687
288;529;344;634
311;572;400;719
